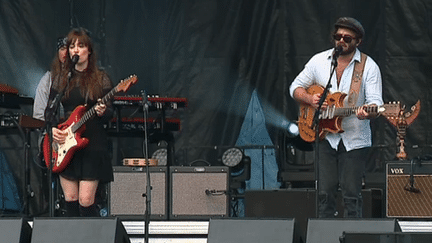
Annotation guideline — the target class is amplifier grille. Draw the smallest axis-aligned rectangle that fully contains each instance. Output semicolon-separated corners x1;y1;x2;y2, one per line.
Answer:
387;174;432;217
109;166;167;219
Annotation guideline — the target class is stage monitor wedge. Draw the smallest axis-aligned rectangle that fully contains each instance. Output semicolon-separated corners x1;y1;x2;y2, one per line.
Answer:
208;218;295;243
0;218;31;243
306;218;400;243
31;217;130;243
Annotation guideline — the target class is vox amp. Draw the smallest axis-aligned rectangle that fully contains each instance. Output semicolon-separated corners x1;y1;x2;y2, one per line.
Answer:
386;161;432;218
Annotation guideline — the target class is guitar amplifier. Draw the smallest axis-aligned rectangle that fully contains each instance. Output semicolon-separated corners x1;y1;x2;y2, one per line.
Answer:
108;166;167;219
170;166;229;219
386;161;432;218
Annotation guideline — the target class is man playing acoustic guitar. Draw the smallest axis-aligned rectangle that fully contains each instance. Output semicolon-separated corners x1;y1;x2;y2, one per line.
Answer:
289;17;383;218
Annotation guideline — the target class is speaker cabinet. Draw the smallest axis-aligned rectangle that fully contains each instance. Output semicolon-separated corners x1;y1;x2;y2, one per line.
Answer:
208;218;295;243
109;166;167;219
31;218;130;243
386;162;432;218
306;219;400;243
245;189;383;243
0;218;31;243
170;166;229;219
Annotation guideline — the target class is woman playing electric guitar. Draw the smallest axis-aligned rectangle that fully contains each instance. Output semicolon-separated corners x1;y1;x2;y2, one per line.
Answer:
45;28;114;217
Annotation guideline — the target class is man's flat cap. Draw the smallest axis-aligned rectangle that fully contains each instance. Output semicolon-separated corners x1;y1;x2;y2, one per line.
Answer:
334;17;365;38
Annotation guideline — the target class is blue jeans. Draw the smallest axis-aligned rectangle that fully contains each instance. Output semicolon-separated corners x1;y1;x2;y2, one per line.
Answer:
318;140;367;218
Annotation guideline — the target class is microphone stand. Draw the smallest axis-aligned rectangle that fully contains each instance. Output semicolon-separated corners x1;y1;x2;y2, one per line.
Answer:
141;90;151;243
312;50;338;218
404;157;421;193
44;70;74;217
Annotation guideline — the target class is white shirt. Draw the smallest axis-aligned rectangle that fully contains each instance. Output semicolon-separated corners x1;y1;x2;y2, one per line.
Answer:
33;71;51;121
289;48;383;151
33;71;64;121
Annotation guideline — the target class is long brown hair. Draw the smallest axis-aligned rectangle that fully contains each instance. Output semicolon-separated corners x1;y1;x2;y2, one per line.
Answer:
50;51;63;79
58;28;105;100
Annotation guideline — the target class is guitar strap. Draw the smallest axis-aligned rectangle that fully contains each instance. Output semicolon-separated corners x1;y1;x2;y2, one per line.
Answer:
347;52;367;106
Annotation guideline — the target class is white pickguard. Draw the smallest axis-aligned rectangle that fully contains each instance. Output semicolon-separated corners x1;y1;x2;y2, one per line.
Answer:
53;124;78;167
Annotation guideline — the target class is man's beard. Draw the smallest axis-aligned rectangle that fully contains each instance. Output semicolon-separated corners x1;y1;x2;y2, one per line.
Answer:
340;44;357;56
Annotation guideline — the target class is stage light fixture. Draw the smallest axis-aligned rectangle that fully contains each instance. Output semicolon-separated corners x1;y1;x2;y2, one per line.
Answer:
221;147;243;168
220;147;251;190
151;148;167;166
282;120;299;137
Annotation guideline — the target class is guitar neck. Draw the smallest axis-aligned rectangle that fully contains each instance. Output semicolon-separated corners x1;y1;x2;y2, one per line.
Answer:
71;87;118;133
323;105;379;119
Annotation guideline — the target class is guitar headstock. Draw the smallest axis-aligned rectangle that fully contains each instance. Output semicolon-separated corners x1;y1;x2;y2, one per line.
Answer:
378;102;403;118
384;100;421;127
116;75;138;93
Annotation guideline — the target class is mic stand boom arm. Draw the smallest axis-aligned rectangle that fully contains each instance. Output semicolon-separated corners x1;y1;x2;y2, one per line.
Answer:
44;71;73;217
141;90;151;243
313;53;338;218
312;52;338;129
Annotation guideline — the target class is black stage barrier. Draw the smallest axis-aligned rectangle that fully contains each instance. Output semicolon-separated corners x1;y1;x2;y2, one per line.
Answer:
0;218;31;243
207;218;295;243
31;217;130;243
245;189;382;243
306;218;400;243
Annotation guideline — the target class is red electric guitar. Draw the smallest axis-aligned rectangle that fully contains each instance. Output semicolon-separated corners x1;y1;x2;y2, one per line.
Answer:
43;75;138;173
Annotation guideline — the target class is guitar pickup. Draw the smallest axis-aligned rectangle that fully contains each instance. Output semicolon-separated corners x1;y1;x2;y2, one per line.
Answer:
319;106;336;119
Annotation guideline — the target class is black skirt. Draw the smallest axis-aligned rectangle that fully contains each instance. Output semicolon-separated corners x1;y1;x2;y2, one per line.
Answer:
60;145;114;183
59;117;114;183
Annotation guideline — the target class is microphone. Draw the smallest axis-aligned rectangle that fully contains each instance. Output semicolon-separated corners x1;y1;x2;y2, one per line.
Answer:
205;189;227;196
334;46;343;57
332;46;343;66
404;185;421;193
404;158;421;193
71;55;79;65
68;55;80;78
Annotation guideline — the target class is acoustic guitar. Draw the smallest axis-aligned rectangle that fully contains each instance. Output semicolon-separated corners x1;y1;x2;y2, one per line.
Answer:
298;84;401;142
